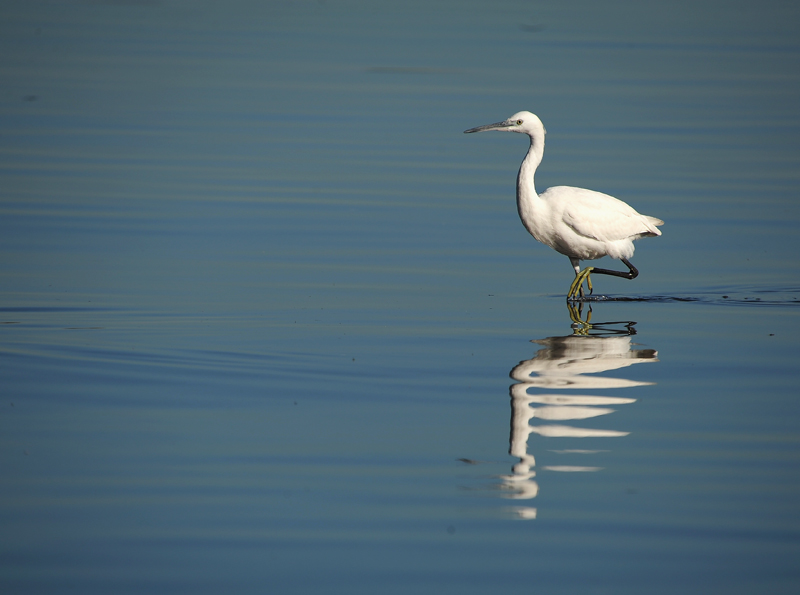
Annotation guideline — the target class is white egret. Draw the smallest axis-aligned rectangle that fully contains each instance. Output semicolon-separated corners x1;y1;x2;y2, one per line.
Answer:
464;111;663;300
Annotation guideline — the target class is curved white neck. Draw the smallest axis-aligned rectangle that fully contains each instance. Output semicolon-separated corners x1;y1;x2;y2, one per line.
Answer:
517;133;544;206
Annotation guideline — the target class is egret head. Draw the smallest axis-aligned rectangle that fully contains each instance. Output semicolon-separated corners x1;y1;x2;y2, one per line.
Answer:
464;111;545;137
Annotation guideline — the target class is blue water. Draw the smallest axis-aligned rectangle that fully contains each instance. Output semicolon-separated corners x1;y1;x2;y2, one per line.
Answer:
2;1;799;593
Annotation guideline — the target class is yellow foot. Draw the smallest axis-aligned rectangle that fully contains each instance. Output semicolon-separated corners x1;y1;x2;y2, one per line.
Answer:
567;267;594;300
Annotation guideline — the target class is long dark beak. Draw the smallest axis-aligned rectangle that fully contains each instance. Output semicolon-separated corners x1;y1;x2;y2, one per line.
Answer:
463;120;510;134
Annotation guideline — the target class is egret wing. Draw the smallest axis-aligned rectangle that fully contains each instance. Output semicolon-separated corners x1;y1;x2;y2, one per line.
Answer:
558;187;658;242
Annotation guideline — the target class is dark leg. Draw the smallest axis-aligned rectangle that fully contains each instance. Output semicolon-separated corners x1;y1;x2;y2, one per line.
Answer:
590;258;638;280
567;258;639;300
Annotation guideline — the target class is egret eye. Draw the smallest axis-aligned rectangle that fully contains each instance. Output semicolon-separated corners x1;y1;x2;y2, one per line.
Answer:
516;119;523;125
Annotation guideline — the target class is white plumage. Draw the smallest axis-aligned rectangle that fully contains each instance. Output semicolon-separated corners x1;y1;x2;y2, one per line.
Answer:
465;111;663;299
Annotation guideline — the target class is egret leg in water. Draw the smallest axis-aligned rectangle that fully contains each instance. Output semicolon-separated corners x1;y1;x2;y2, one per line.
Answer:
464;112;663;300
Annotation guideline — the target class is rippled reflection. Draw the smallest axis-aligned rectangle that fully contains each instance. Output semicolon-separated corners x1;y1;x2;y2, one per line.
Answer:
502;304;658;520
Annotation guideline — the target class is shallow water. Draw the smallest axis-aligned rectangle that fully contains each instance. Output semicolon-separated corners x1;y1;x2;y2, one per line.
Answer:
2;1;800;593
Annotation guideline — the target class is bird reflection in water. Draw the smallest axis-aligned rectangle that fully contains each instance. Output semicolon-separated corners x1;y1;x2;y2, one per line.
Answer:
501;305;658;520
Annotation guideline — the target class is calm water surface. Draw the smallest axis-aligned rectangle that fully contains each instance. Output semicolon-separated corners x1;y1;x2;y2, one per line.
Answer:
2;1;799;593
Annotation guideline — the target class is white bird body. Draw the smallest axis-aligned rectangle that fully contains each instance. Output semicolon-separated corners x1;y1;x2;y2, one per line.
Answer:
465;110;663;298
519;185;662;261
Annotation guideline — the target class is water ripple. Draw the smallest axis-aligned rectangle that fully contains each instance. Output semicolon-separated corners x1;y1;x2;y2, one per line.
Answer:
568;287;800;306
